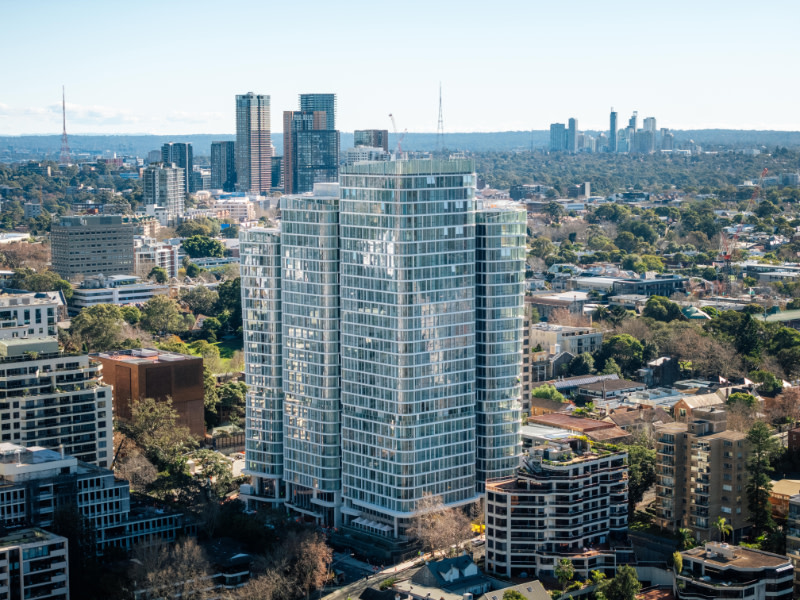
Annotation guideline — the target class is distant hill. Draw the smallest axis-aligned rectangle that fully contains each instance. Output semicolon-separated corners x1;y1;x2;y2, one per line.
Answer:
3;129;800;159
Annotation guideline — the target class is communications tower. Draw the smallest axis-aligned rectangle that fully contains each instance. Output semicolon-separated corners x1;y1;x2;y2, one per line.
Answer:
59;86;72;165
436;83;444;153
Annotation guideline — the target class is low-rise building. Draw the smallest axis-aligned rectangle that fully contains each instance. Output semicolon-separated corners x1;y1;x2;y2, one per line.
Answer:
527;323;603;357
675;543;792;600
485;437;629;579
0;443;188;554
70;275;169;313
0;528;69;600
611;275;687;297
94;348;205;438
577;379;646;402
134;237;181;279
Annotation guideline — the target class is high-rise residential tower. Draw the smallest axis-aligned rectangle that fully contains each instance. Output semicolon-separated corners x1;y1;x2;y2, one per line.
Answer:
280;183;342;526
339;159;480;541
211;141;236;191
143;163;185;222
236;93;272;195
239;228;283;505
567;118;578;153
161;142;193;194
283;94;340;194
549;123;567;151
609;109;618;153
475;200;526;489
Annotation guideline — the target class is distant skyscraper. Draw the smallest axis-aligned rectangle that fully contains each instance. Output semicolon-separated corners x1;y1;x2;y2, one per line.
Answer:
143;163;185;221
549;123;567;151
628;111;638;151
609;109;618;153
236;93;272;195
354;129;389;152
628;111;638;131
567;118;578;153
283;93;339;194
161;142;193;194
643;117;657;132
211;141;236;191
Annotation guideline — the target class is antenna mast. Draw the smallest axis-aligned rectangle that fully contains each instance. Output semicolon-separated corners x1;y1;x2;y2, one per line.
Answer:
436;82;444;154
59;86;72;165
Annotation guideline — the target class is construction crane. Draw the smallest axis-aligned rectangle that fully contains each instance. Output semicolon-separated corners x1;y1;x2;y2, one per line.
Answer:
388;113;407;157
718;167;768;295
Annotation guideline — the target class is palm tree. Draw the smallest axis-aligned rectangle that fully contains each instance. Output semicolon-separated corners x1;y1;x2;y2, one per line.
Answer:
678;527;696;550
713;516;733;543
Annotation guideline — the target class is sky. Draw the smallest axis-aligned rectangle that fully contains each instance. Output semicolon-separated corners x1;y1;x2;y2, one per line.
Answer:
1;0;799;135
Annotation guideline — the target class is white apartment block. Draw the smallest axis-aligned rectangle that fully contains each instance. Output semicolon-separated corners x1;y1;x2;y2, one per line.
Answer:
70;275;169;314
527;323;603;356
0;528;69;600
0;444;186;554
0;294;60;339
214;198;256;221
134;237;180;279
485;438;629;579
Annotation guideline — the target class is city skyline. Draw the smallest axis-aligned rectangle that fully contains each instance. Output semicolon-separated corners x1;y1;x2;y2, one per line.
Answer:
1;0;798;135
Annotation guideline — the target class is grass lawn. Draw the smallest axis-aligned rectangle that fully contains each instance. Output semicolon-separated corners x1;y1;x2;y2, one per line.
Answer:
215;337;243;359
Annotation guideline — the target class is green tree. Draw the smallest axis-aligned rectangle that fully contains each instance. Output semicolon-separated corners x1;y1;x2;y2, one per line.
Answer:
502;591;526;600
529;237;555;259
221;224;240;238
148;266;168;284
127;396;198;471
672;551;683;575
555;558;574;591
182;235;225;258
216;277;242;331
185;262;202;278
531;384;565;403
727;392;758;410
9;267;73;300
176;217;220;237
642;295;683;322
598;334;644;375
70;304;126;352
601;358;623;377
120;305;141;325
203;367;220;427
191;449;235;499
140;295;185;336
625;444;657;515
746;421;779;538
201;316;222;340
678;527;696;550
598;565;641;600
713;516;733;543
568;352;595;376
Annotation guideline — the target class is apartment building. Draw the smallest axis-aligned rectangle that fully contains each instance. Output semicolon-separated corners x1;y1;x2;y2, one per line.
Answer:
786;495;800;595
0;443;186;554
527;323;603;357
133;238;181;279
654;408;749;542
50;215;135;280
676;542;792;600
241;161;526;560
0;337;112;468
484;437;629;579
0;293;59;338
0;528;69;600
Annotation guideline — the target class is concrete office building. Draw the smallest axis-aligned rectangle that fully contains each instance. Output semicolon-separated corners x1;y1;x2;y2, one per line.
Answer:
161;142;193;194
94;349;205;438
70;276;169;313
485;438;629;579
0;336;112;468
354;129;389;152
475;200;526;488
0;528;69;600
211;141;236;192
654;408;750;542
51;215;135;280
142;163;185;223
236;93;271;195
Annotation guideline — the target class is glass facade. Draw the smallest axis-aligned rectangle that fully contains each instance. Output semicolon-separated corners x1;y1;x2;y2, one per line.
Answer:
475;202;526;488
281;189;342;525
240;228;283;502
339;160;479;530
236;93;271;194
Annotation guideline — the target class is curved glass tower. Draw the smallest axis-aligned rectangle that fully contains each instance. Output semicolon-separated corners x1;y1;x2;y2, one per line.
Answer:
475;201;526;489
240;228;284;505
